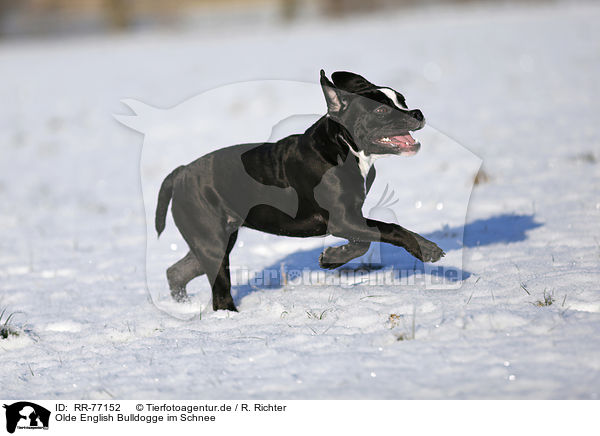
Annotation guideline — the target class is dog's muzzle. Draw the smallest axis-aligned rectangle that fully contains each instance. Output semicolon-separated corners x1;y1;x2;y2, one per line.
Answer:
376;132;421;155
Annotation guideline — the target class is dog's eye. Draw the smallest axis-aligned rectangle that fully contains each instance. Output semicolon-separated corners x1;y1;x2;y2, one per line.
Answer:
374;106;390;114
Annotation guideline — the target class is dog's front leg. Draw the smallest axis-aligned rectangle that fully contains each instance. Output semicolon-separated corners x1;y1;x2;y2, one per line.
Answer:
319;241;371;269
329;217;445;263
369;219;445;263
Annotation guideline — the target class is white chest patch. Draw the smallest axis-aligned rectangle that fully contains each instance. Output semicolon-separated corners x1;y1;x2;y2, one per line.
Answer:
347;147;395;195
338;135;392;190
347;148;382;178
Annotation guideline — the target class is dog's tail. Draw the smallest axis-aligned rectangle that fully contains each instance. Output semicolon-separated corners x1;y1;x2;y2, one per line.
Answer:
155;166;184;238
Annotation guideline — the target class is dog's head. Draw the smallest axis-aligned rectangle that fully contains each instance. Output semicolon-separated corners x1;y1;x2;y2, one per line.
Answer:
320;70;425;156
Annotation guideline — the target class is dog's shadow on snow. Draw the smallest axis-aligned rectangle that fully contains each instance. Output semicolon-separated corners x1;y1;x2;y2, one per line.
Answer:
232;213;542;303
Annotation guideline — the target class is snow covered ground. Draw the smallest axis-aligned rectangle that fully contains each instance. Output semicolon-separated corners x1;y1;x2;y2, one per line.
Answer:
1;1;599;399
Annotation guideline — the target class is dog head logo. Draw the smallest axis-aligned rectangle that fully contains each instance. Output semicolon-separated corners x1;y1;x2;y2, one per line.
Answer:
3;402;50;433
116;72;481;318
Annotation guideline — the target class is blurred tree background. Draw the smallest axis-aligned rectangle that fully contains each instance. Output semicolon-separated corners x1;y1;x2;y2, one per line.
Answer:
0;0;552;38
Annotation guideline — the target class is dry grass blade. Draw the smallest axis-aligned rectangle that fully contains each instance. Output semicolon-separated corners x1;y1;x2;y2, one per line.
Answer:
0;307;21;339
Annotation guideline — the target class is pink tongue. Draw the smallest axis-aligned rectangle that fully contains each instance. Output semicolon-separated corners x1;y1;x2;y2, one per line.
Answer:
390;134;416;146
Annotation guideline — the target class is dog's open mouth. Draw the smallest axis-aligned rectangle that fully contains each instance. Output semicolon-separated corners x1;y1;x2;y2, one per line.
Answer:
376;132;420;153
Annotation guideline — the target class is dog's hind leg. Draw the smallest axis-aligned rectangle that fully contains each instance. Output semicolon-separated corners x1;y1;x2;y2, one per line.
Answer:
171;188;240;311
210;230;238;311
183;229;238;311
319;241;371;269
177;231;239;311
167;251;205;302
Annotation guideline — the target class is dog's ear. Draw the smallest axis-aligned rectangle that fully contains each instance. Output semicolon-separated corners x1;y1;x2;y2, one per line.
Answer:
320;69;346;115
331;71;375;93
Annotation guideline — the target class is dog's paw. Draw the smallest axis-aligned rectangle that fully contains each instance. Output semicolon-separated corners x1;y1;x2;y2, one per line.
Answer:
318;246;346;270
213;297;238;312
171;288;190;303
407;235;445;263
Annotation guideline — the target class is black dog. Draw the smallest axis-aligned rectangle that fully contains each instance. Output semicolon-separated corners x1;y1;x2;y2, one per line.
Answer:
155;70;444;311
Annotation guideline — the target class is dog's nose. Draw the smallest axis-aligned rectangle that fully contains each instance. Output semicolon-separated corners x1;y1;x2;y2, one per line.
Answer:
410;109;424;122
